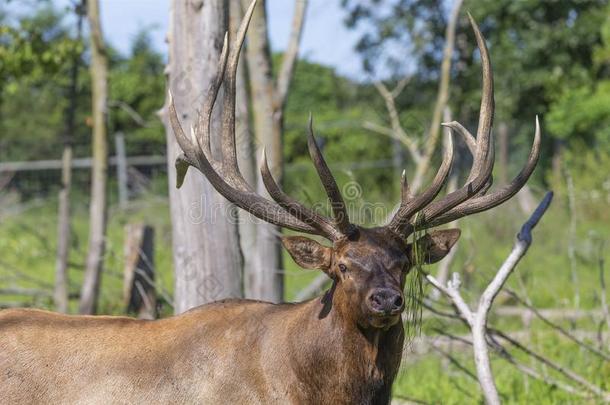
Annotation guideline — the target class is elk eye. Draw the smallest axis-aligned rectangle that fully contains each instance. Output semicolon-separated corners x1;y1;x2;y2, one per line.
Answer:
338;264;347;273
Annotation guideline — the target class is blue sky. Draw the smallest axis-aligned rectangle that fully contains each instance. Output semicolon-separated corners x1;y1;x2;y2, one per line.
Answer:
42;0;369;80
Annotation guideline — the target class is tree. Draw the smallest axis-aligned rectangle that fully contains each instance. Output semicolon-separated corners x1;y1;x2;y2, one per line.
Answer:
364;0;464;193
241;0;307;302
342;0;608;182
79;0;109;314
109;30;166;156
0;5;85;162
55;0;85;313
164;0;242;314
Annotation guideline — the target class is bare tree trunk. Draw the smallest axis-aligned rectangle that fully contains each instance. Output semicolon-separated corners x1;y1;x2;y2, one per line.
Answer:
391;137;404;182
55;0;84;314
230;1;258;296
79;0;108;314
115;132;129;209
164;0;243;314
566;170;580;309
245;3;283;301
243;0;282;302
242;0;307;302
55;146;72;313
497;121;508;184
551;139;564;181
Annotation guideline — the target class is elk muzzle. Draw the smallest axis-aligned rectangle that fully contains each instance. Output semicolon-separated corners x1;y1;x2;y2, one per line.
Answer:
366;288;404;328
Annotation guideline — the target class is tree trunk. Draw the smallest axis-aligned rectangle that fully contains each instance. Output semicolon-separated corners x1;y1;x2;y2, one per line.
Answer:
164;0;243;314
55;0;84;314
497;121;508;184
551;138;564;181
79;0;108;314
230;0;258;297
243;0;283;302
55;145;72;313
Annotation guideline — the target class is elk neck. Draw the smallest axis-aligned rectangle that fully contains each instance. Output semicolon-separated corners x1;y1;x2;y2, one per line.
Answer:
284;282;405;403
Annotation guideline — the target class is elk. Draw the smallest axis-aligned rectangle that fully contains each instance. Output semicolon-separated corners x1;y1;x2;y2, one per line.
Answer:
0;1;540;404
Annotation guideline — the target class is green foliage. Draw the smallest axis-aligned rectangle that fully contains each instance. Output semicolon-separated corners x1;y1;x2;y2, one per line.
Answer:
0;5;87;161
108;30;166;155
0;6;82;88
282;58;398;222
547;81;610;147
546;2;610;149
341;0;609;180
1;2;608;402
0;3;166;165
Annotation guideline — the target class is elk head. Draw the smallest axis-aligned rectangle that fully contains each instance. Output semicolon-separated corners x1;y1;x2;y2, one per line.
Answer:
168;0;540;329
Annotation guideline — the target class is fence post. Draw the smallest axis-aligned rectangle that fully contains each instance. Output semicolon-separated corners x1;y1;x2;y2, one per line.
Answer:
115;132;128;209
124;223;156;319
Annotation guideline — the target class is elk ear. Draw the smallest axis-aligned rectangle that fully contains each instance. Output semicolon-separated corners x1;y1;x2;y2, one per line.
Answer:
281;236;332;272
407;229;461;265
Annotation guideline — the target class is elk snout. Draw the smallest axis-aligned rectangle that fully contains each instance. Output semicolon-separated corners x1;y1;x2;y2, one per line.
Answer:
367;288;404;315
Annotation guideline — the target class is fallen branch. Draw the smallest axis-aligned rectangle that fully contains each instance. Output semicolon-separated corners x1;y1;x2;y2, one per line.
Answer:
505;288;610;361
489;328;609;401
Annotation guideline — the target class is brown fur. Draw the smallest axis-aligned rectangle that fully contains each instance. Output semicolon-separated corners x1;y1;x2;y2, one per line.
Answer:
0;227;458;404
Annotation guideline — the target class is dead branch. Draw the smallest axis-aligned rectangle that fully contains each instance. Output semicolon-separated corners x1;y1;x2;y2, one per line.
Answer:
426;191;554;405
369;0;464;192
425;326;590;398
489;328;609;401
505;288;610;361
275;0;308;107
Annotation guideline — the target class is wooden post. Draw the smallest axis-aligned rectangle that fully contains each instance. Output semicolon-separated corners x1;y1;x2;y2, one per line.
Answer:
115;132;128;209
124;224;156;319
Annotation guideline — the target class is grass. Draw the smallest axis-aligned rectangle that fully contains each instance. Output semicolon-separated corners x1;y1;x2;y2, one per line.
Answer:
0;187;608;403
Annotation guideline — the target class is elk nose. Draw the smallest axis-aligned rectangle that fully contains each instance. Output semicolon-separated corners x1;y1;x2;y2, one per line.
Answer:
367;289;404;315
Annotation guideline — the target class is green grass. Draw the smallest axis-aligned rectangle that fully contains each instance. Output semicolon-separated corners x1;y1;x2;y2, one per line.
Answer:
0;189;608;403
0;194;174;315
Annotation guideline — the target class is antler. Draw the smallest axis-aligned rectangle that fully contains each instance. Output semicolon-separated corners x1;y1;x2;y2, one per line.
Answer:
167;0;351;242
169;2;540;243
387;14;541;237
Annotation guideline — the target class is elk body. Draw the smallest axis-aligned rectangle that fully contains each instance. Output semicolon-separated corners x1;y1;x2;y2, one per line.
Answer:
0;1;540;403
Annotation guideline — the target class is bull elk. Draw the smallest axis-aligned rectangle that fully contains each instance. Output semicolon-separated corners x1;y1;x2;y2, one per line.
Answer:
0;1;540;403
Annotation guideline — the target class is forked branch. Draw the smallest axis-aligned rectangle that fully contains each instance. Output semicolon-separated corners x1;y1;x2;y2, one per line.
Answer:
426;191;554;405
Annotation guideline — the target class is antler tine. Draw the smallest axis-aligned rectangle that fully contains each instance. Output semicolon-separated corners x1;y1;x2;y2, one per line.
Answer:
196;32;230;159
260;149;342;240
170;95;319;233
400;169;410;202
426;116;541;227
306;114;354;235
220;0;257;178
385;14;497;238
168;90;198;160
401;15;495;229
441;121;476;155
387;132;454;236
467;13;494;183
